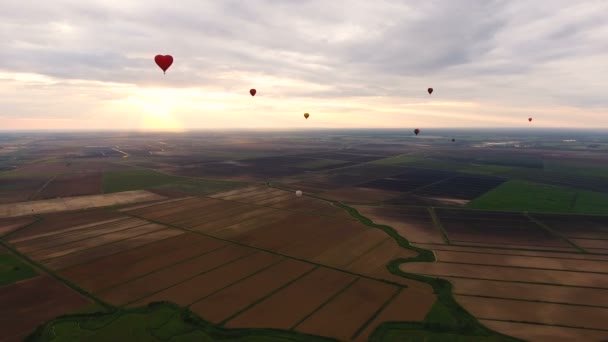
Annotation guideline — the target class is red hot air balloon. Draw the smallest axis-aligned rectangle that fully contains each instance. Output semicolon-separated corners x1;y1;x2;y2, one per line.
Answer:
250;89;256;96
154;55;173;74
528;118;533;122
414;129;420;136
428;88;433;95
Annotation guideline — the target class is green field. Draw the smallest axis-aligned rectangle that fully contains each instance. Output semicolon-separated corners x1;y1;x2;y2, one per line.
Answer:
27;302;337;342
468;180;608;214
102;169;247;195
0;253;38;286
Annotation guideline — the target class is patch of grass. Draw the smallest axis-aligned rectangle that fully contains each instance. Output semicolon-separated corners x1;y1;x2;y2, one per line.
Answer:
103;169;247;195
0;253;38;286
468;180;608;215
26;302;339;342
103;170;177;193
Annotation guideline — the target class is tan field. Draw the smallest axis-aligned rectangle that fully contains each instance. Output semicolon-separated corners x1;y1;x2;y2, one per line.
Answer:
0;190;166;218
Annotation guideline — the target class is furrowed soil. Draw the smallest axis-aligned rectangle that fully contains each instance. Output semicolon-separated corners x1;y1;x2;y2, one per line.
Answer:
480;320;608;342
0;276;91;342
224;267;356;330
190;258;315;323
294;277;398;341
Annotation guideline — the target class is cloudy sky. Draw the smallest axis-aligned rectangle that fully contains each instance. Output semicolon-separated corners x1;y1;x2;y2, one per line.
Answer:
1;0;607;130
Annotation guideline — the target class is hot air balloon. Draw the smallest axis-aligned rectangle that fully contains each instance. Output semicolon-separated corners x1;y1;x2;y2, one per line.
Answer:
451;138;455;142
427;88;433;95
154;55;173;74
250;89;256;96
528;118;533;122
296;190;303;197
304;113;310;119
414;129;420;136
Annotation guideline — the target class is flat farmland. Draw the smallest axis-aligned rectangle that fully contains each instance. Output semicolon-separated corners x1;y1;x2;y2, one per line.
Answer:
319;164;408;188
0;174;49;204
34;172;102;199
319;187;402;203
354;205;446;244
0;190;166;218
0;216;36;237
480;320;608;342
400;262;608;287
412;174;507;200
456;295;608;331
532;214;608;240
445;277;608;307
294;278;398;341
0;276;91;342
359;168;457;193
435;209;574;249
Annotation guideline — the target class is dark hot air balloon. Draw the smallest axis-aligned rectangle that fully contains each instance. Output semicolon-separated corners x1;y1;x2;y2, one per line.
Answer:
414;129;420;136
427;88;433;95
250;89;256;96
304;113;310;119
154;55;173;74
451;138;455;142
528;118;533;122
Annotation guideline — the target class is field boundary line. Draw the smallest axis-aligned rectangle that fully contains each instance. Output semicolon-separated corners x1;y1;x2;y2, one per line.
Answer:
120;249;259;307
38;224;168;263
435;260;608;274
218;265;320;326
525;213;587;253
94;244;231;294
428;247;608;262
454;293;608;309
29;175;57;200
351;286;402;340
440;242;586;254
186;257;287;307
341;237;393;270
57;233;200;272
417;274;608;290
0;238;112;310
25;220;154;256
1;215;43;240
477;318;608;332
290;277;361;331
123;212;414;289
428;207;450;244
446;239;581;250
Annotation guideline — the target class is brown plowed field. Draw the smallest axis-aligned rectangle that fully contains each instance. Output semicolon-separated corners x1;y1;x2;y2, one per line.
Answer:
17;218;144;254
313;229;389;268
7;209;123;241
321;187;401;203
354;288;437;342
451;240;578;252
400;262;608;288
411;243;608;261
118;196;194;212
223;188;285;203
210;210;293;239
480;319;608;342
10;217;128;246
189;206;280;233
171;202;253;229
152;200;245;226
0;276;91;342
354;206;445;244
570;238;608;249
445;276;608;307
225;267;355;330
190;259;315;323
531;215;608;240
309;203;356;221
60;233;226;292
29;223;166;261
43;228;184;270
295;278;398;341
249;193;294;207
456;295;608;330
0;216;35;237
132;197;219;222
127;197;206;218
97;244;255;306
132;252;281;306
36;172;102;199
210;186;268;199
434;250;608;273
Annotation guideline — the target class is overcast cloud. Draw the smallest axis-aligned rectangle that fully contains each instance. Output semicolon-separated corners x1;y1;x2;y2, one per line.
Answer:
1;0;607;130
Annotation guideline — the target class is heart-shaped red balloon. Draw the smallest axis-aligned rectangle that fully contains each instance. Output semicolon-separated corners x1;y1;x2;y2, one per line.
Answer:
154;55;173;74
